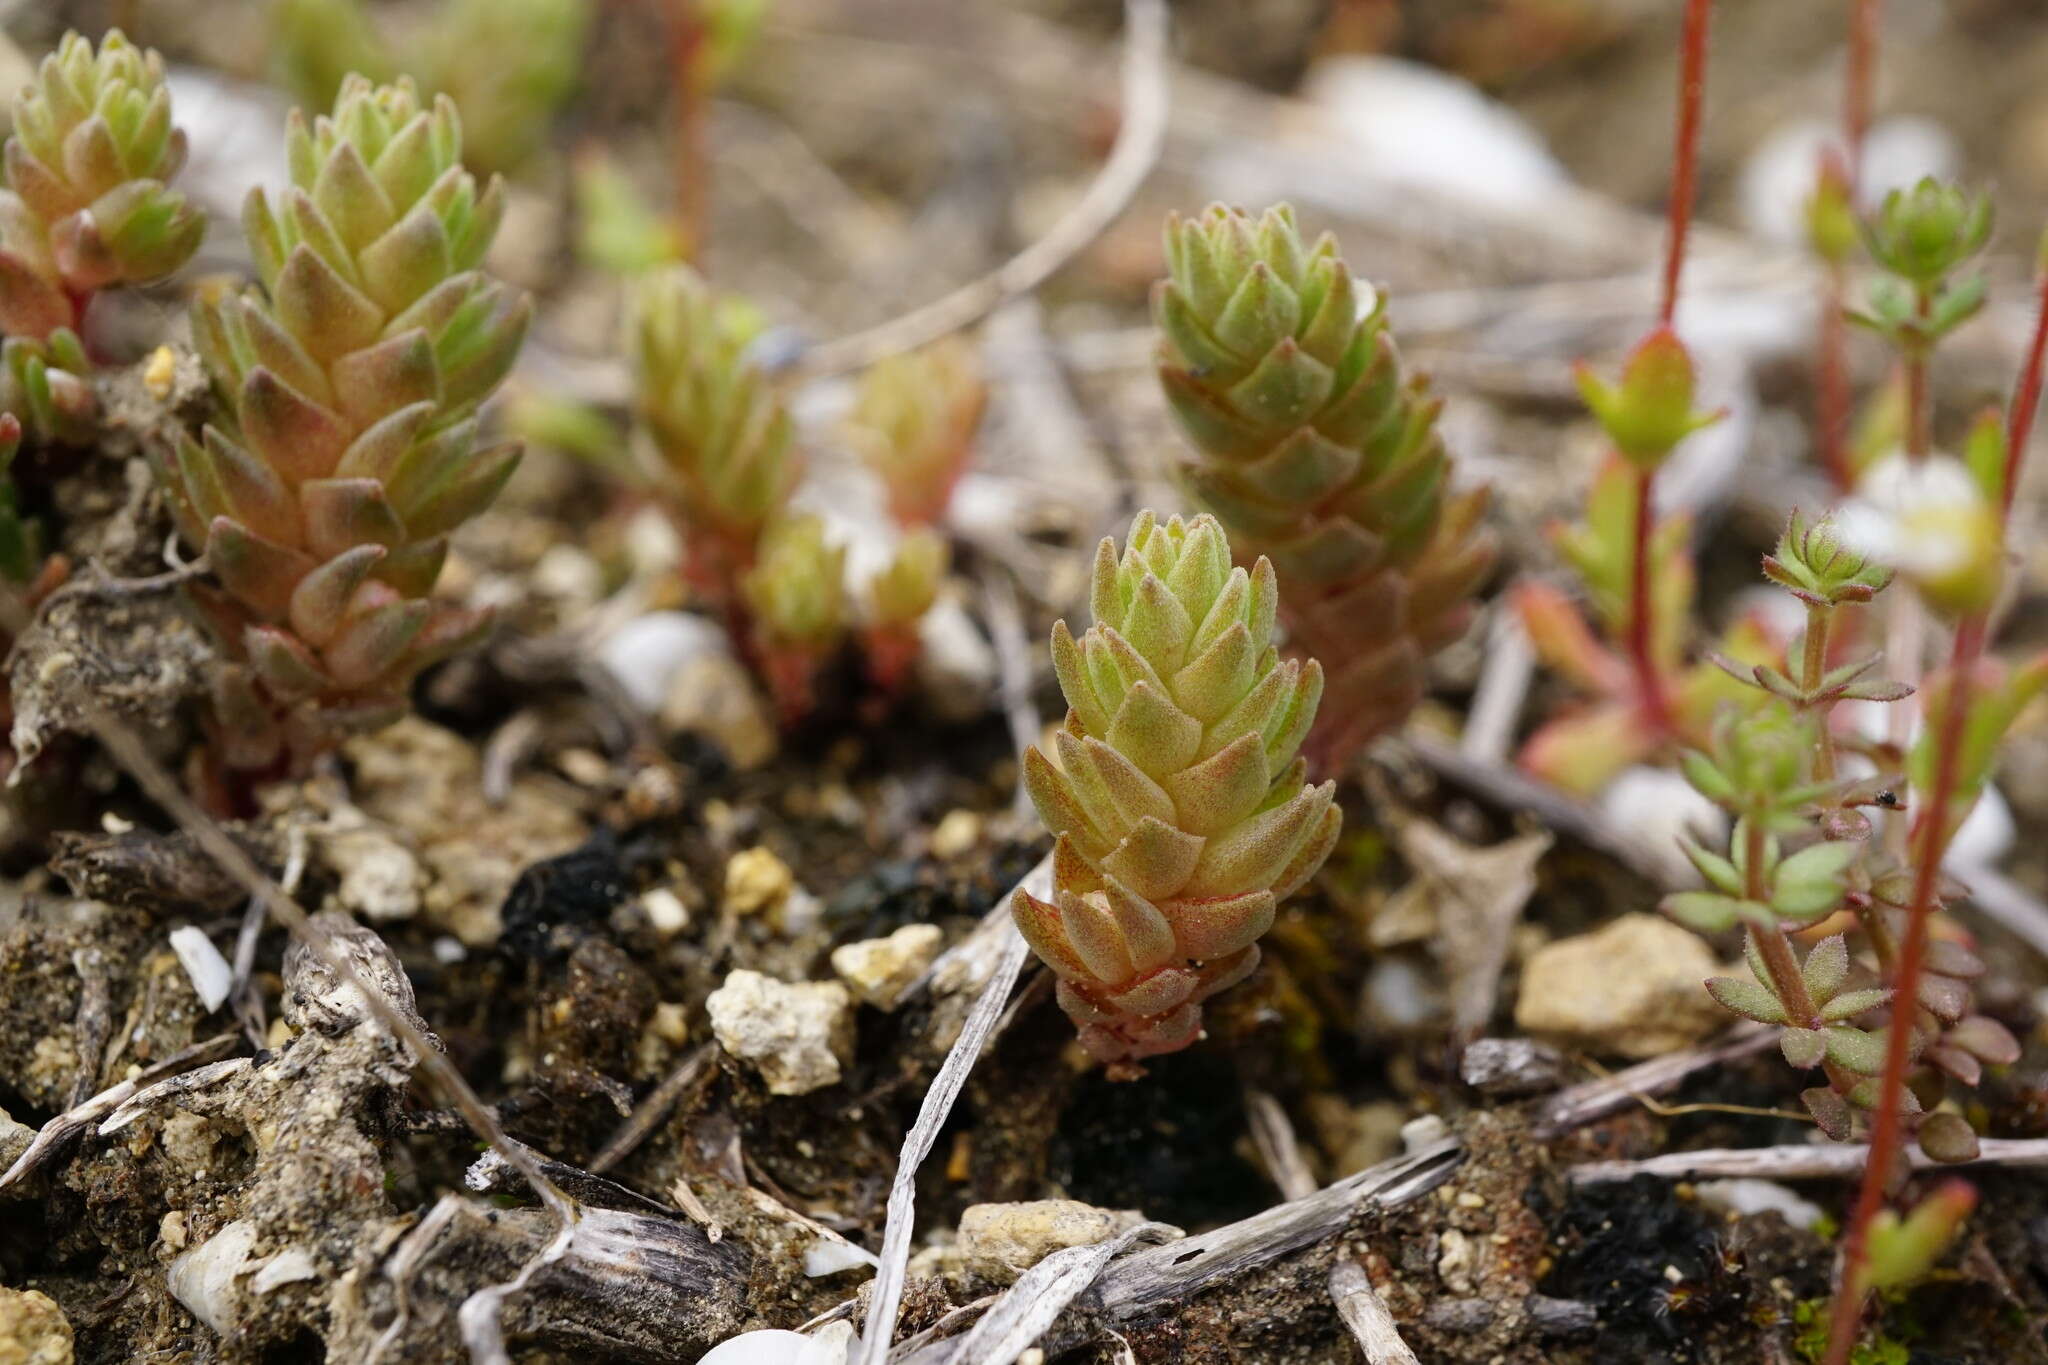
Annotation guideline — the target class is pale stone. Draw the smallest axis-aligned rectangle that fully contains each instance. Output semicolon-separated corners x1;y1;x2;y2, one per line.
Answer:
831;925;943;1010
955;1200;1145;1283
660;651;778;771
0;1287;71;1365
706;971;854;1096
1514;913;1724;1058
724;847;794;917
929;809;982;859
319;824;423;923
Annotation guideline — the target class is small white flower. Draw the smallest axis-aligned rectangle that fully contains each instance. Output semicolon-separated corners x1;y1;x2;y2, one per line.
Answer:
1836;454;2001;613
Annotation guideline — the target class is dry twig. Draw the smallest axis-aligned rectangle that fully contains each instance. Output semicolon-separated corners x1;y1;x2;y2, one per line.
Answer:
1330;1260;1421;1365
1571;1137;2048;1184
856;857;1047;1364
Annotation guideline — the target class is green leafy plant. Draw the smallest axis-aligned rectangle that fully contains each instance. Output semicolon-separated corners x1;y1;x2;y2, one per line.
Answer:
0;24;203;515
628;263;795;601
1513;456;1774;794
272;0;592;175
1013;510;1340;1075
841;337;978;693
847;337;984;529
0;29;203;343
741;512;846;723
1153;203;1495;769
163;75;531;771
863;524;944;694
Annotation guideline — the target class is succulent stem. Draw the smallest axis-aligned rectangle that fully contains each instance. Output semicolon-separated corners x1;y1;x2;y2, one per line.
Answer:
2001;261;2048;523
1904;284;1934;460
1824;612;1982;1365
1624;464;1671;736
1802;600;1838;780
1659;0;1712;326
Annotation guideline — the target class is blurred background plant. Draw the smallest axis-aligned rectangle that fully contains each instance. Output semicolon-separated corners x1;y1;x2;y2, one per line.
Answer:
270;0;593;176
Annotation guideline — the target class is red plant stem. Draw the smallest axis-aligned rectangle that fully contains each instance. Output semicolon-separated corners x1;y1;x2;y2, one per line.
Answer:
2001;268;2048;521
1821;614;1983;1365
1802;601;1839;780
1625;465;1672;735
668;0;710;263
1659;0;1712;326
1844;0;1877;190
1743;822;1821;1028
1624;0;1710;736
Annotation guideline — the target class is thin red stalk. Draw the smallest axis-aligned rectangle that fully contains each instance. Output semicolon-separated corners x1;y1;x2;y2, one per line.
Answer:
1802;601;1839;780
1743;822;1821;1028
1844;0;1877;190
1625;465;1672;735
1659;0;1712;325
1624;0;1710;736
668;0;710;263
1821;615;1983;1365
2001;268;2048;521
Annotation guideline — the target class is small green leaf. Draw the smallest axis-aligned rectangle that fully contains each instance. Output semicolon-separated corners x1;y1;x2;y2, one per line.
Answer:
1705;975;1788;1025
1824;1025;1887;1075
1780;1027;1825;1069
1661;891;1745;934
1819;987;1890;1022
1801;935;1849;1003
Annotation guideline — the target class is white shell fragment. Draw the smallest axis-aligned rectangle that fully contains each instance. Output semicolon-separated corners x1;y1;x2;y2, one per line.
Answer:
169;926;233;1013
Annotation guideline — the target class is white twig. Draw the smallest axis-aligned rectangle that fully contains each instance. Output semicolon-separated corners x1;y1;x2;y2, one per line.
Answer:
1329;1260;1420;1365
1459;609;1535;767
796;0;1169;377
1244;1088;1317;1201
1533;1024;1775;1137
0;1034;236;1191
915;1224;1180;1365
1570;1137;2048;1184
856;856;1049;1364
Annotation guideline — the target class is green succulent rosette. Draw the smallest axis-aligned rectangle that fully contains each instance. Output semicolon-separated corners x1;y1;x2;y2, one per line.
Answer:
164;75;530;768
1015;511;1340;1070
1154;203;1495;765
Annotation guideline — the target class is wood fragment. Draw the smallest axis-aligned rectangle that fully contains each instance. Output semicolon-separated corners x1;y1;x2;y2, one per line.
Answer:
1330;1259;1420;1365
0;1033;238;1192
1570;1137;2048;1183
856;858;1047;1364
1245;1087;1317;1200
1533;1024;1774;1136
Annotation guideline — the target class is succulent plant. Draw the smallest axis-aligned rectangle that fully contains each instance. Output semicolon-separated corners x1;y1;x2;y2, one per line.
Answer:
0;412;34;581
0;330;94;446
629;264;797;597
164;75;531;770
417;0;592;175
864;525;946;691
0;30;203;343
741;513;846;723
847;337;984;528
1154;204;1494;768
273;0;589;176
1013;511;1340;1073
